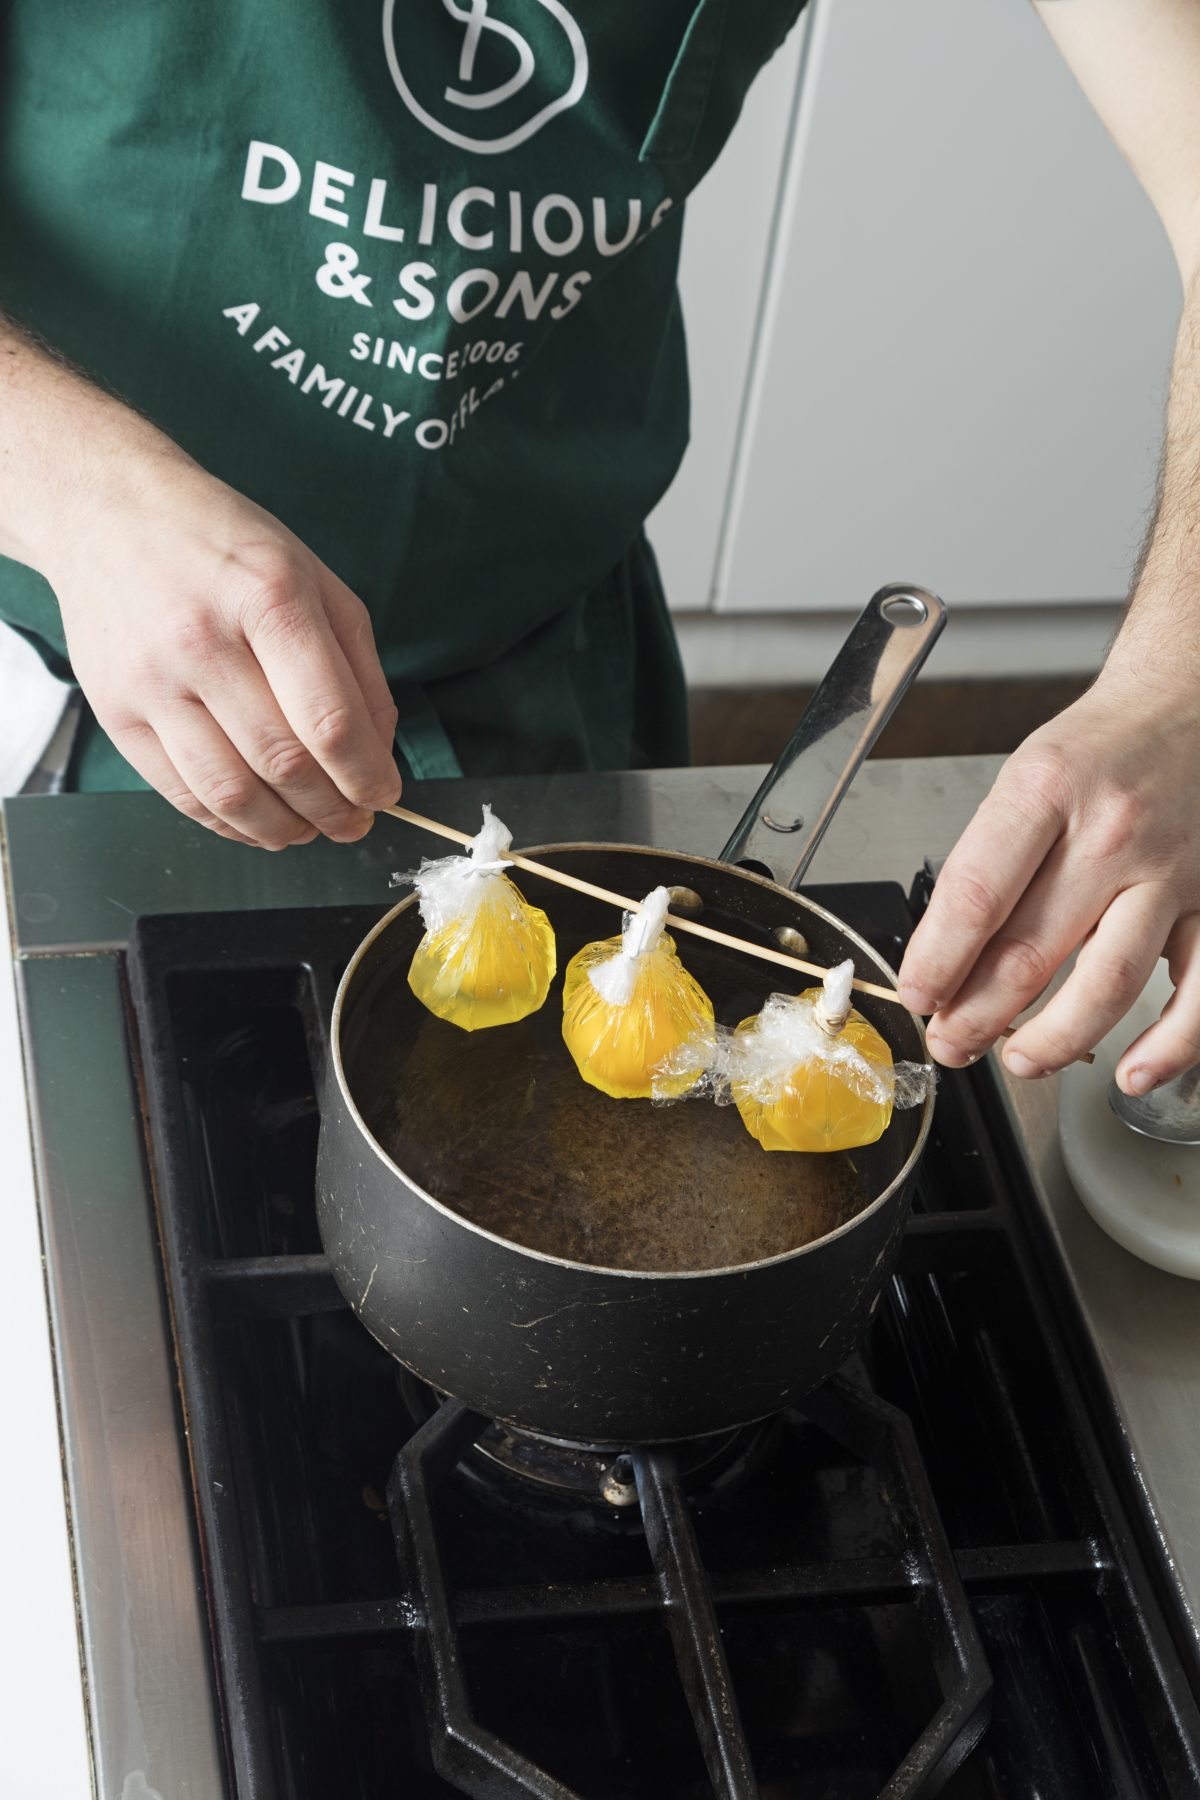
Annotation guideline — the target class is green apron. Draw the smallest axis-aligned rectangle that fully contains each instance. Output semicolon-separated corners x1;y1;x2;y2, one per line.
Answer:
0;0;807;786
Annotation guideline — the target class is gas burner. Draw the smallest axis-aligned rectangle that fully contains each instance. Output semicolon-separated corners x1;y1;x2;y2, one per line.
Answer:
396;1367;779;1511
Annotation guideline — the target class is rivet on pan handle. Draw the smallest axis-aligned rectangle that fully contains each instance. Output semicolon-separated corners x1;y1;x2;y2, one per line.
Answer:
720;584;946;892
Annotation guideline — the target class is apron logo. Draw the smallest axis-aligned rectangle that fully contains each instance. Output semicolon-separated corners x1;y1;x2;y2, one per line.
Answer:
383;0;587;154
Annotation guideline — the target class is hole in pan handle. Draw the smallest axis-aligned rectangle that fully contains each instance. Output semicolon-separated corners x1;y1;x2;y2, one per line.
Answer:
719;584;946;891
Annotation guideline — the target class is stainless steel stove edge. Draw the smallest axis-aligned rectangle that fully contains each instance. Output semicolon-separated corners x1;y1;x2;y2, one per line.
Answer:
16;950;225;1800
991;1068;1200;1655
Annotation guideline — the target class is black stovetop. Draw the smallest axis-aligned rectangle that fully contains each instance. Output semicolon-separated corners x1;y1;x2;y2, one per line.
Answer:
127;881;1200;1800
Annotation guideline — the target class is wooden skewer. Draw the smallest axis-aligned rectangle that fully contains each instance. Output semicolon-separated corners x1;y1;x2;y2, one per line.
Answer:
382;806;1095;1064
384;804;899;1001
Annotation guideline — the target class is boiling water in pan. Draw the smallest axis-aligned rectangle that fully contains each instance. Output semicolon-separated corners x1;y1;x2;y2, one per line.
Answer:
348;877;885;1274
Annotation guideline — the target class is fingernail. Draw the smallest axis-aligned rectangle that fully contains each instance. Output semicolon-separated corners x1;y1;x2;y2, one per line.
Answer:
1004;1049;1044;1080
1125;1067;1156;1096
900;985;941;1014
926;1031;974;1068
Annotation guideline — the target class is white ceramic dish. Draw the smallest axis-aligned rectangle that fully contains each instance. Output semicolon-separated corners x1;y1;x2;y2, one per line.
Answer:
1059;961;1200;1280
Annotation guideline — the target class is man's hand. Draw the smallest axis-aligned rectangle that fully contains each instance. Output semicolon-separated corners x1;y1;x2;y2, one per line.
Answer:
899;668;1200;1095
51;460;402;848
0;315;401;847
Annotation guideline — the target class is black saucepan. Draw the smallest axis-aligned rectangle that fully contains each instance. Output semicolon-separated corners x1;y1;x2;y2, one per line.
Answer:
316;587;945;1445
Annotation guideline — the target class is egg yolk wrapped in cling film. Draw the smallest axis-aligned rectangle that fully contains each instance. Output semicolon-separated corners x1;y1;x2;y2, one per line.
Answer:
561;886;715;1099
397;805;556;1031
732;964;895;1152
652;958;935;1152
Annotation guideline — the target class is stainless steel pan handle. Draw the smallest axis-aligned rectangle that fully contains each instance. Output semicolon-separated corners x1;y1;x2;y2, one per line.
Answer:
720;584;946;890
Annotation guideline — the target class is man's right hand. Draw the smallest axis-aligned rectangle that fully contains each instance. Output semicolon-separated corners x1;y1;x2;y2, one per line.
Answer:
48;456;402;848
0;311;402;847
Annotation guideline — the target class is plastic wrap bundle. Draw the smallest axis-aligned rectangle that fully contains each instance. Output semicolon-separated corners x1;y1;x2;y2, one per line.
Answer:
398;806;556;1031
653;959;935;1152
561;886;715;1099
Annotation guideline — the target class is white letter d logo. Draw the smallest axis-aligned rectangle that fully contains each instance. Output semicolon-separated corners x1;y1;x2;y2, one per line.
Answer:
383;0;588;154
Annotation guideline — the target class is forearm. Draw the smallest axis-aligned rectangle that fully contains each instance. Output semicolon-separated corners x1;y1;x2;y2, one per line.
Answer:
1032;0;1200;689
1102;274;1200;692
0;313;190;580
899;4;1200;1089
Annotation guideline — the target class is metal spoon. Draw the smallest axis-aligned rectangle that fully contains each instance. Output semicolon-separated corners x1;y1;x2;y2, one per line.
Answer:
1108;1065;1200;1147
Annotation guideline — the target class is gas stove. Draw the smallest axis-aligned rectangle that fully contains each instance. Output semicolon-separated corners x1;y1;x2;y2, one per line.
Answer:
7;768;1200;1800
126;885;1199;1799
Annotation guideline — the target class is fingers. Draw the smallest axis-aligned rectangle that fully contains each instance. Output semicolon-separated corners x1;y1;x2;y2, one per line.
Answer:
1000;883;1176;1077
152;699;319;850
923;837;1106;1067
898;763;1064;1015
110;719;267;846
1115;912;1200;1095
323;577;401;758
199;656;376;843
242;579;402;811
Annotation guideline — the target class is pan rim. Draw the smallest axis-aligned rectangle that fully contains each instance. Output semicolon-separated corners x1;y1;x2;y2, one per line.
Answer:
328;841;935;1282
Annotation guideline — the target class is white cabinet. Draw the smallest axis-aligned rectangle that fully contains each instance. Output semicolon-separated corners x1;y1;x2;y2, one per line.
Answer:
645;13;809;611
652;0;1182;634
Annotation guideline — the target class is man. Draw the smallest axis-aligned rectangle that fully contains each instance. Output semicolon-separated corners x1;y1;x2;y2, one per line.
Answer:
0;1;1197;1100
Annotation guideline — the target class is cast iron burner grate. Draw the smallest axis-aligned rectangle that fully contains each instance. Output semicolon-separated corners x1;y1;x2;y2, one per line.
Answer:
388;1381;989;1799
127;882;1200;1799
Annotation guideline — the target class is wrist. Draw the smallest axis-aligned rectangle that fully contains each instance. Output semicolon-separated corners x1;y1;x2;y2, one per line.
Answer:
1095;621;1200;719
0;318;197;587
38;421;198;593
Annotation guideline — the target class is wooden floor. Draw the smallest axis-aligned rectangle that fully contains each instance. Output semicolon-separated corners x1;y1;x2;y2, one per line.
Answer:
689;676;1091;765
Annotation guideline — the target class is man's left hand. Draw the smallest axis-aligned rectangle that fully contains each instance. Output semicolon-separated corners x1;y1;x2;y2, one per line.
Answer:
897;667;1200;1095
